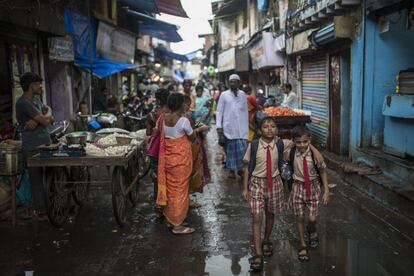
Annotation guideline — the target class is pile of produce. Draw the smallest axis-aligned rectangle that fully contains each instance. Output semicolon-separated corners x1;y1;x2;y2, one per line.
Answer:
263;107;305;116
0;139;21;149
86;132;145;156
85;143;134;157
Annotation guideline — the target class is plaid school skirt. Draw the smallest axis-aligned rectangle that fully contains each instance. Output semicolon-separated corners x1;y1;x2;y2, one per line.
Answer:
225;139;247;172
289;179;321;217
249;175;285;215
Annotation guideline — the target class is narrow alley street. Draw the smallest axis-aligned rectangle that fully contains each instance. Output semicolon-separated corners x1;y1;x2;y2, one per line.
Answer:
1;130;413;276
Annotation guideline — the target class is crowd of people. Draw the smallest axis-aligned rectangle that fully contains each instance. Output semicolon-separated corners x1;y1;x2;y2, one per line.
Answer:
13;71;329;271
147;74;329;271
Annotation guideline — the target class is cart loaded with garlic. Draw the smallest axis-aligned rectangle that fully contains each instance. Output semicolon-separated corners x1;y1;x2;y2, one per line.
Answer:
27;128;150;228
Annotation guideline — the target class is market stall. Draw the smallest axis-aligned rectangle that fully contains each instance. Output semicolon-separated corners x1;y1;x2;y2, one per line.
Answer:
262;107;311;138
27;129;148;228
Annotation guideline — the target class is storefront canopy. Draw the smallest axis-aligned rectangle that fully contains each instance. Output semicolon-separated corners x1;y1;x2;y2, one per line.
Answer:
126;10;182;42
156;0;188;18
119;0;159;13
154;46;189;62
74;56;136;79
64;9;136;78
119;0;188;18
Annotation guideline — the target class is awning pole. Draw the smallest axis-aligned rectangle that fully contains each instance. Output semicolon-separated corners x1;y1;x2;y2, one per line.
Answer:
88;0;93;114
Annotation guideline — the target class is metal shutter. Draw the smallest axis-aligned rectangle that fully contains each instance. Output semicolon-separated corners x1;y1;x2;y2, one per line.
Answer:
301;56;329;147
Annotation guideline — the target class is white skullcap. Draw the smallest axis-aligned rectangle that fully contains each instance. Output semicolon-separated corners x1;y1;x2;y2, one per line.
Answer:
257;89;264;94
229;74;240;81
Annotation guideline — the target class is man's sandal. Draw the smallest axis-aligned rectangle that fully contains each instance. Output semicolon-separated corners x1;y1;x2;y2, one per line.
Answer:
307;225;319;249
249;255;263;271
262;241;273;257
298;246;310;263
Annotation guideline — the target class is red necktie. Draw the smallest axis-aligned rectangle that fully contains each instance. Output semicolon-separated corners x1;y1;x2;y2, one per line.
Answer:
266;145;273;189
303;156;312;199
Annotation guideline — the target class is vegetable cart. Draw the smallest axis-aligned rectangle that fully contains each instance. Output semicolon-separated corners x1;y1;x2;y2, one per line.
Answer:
262;108;312;139
274;115;311;139
27;145;144;228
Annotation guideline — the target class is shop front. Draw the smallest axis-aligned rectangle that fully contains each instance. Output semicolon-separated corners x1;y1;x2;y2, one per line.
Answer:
350;2;414;183
247;31;285;97
0;22;41;127
286;20;353;153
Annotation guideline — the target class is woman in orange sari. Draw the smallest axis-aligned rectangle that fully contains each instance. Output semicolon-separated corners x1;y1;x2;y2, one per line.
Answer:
157;93;209;234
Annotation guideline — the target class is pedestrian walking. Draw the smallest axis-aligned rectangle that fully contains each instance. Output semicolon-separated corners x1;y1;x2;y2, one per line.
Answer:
287;125;330;262
183;95;211;208
156;93;208;234
216;74;248;179
146;88;170;216
181;79;196;112
242;85;260;142
242;117;292;271
194;85;212;126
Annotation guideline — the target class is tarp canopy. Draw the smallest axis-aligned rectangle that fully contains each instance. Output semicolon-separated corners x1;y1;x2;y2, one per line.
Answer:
156;0;188;18
155;46;188;62
119;0;159;14
126;10;182;42
184;50;200;61
64;9;136;78
119;0;188;18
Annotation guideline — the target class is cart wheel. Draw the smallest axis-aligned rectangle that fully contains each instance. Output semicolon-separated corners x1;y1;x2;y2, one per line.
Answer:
71;167;91;206
112;166;127;227
137;148;150;179
127;155;140;206
45;167;71;227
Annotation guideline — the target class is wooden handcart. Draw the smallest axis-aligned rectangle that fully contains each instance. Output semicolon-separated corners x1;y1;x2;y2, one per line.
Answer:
27;146;145;228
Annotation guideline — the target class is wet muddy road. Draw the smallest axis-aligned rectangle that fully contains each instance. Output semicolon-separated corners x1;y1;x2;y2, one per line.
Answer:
1;130;414;276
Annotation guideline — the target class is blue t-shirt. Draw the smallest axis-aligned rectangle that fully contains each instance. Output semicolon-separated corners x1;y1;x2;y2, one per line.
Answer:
15;96;51;152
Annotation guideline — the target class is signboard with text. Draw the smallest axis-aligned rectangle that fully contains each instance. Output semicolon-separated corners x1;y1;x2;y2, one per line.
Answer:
96;22;136;64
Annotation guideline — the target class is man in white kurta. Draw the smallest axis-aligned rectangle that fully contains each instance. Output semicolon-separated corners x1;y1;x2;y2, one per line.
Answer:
216;74;249;178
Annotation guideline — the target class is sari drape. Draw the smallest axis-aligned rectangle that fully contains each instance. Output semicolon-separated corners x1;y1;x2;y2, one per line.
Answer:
157;122;193;226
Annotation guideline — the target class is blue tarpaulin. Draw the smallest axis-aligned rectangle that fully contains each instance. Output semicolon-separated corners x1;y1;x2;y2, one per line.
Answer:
126;10;182;42
184;50;200;61
154;46;188;61
64;9;136;78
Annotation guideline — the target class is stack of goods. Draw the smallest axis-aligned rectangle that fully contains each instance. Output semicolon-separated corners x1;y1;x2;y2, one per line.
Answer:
397;70;414;94
263;107;305;117
85;133;144;157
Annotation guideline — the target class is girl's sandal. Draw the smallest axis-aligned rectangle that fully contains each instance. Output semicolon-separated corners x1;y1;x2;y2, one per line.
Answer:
262;241;273;257
249;255;263;271
298;246;310;263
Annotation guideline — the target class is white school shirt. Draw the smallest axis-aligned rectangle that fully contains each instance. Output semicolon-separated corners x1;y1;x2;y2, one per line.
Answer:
216;89;249;140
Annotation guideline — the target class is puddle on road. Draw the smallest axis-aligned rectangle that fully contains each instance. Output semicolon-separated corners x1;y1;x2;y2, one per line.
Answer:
204;255;250;276
200;233;409;276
